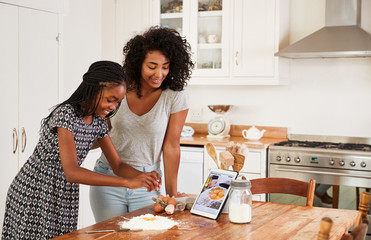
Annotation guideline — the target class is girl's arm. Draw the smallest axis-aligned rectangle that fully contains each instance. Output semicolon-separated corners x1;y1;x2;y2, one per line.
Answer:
162;109;189;197
58;127;160;191
90;119;112;150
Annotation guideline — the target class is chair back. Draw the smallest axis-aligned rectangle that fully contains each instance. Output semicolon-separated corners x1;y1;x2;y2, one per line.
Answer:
250;177;316;207
355;191;371;228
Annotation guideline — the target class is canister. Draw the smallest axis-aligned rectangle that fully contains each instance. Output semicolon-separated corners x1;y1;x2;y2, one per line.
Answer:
228;179;252;223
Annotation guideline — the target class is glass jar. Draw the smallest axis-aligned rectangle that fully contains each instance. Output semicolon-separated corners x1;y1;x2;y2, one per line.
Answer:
228;179;252;223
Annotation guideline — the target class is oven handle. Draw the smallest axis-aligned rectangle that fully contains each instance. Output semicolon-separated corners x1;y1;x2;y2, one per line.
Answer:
274;167;371;179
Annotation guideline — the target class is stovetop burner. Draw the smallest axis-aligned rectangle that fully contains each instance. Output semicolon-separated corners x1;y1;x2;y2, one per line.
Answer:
274;140;371;152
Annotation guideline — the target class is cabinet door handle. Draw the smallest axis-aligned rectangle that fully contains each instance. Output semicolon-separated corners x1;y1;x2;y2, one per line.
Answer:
13;128;18;154
235;51;239;66
21;127;27;152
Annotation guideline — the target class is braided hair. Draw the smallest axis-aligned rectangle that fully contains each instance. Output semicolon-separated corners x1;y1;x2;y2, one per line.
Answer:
43;61;127;125
123;26;194;98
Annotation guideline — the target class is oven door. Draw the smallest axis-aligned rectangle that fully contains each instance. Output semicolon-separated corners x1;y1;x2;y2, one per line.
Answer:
269;163;371;239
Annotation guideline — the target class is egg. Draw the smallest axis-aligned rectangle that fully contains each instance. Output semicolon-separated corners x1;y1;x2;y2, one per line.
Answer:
153;203;164;213
167;197;177;205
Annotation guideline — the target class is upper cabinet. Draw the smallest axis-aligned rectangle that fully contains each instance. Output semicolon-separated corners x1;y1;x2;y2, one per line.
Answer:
189;0;229;77
151;0;290;85
153;0;229;77
232;0;274;77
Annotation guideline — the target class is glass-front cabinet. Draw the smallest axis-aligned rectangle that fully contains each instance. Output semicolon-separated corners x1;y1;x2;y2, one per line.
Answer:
151;0;290;85
159;0;186;36
154;0;229;77
193;0;227;75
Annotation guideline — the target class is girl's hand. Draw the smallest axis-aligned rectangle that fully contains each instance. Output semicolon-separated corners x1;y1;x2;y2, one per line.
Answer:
125;171;161;192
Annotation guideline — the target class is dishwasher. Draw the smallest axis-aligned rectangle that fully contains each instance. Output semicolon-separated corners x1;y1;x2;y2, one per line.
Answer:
160;145;204;195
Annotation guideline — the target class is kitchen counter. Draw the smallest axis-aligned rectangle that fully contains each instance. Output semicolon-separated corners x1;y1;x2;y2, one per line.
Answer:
181;134;286;149
52;201;358;240
181;123;288;149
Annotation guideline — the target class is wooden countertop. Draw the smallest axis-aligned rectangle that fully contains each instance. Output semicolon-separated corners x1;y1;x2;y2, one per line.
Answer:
53;201;358;240
181;134;286;149
181;123;288;149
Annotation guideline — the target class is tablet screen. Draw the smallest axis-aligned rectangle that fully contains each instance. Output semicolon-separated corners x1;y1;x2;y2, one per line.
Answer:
190;169;238;219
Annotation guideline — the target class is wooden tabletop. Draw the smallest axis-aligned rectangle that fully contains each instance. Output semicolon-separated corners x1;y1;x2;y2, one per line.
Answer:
53;201;358;240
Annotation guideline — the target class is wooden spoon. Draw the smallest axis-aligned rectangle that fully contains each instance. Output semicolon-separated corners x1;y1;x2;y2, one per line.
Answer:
206;143;220;169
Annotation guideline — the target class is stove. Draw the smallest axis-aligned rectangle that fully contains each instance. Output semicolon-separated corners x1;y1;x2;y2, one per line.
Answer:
270;140;371;172
269;134;371;188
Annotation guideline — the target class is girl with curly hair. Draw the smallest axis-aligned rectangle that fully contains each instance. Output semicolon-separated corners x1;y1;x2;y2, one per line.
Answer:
90;26;194;222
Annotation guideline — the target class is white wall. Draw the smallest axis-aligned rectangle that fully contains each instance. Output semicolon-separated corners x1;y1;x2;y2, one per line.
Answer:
61;0;103;228
186;0;371;138
187;58;371;138
102;0;153;63
61;0;102;100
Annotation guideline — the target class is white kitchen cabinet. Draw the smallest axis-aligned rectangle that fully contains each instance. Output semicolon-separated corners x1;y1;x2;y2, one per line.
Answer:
0;3;59;234
203;146;267;201
178;146;204;194
229;0;290;85
0;5;19;234
149;0;289;85
232;0;275;77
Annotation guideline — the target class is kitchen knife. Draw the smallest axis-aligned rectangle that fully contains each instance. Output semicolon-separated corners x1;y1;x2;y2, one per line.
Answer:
85;228;142;233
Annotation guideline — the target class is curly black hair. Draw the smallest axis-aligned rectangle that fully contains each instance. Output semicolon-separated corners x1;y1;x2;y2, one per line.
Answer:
123;26;194;98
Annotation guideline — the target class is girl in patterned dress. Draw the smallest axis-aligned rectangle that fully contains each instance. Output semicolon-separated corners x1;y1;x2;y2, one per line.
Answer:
1;61;161;240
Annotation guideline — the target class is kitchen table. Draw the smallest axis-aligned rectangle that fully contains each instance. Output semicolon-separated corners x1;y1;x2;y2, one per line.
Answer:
52;201;358;240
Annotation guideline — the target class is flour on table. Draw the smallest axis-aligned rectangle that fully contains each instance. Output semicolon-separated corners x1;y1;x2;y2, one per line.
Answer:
121;214;178;230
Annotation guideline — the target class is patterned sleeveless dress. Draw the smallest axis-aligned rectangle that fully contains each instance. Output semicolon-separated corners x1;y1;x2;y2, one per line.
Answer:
1;104;109;239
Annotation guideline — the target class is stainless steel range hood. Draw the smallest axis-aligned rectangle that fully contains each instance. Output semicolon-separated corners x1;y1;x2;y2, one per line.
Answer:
275;0;371;59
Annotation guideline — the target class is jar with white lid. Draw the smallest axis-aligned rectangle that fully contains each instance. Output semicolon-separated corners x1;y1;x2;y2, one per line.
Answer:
228;179;252;223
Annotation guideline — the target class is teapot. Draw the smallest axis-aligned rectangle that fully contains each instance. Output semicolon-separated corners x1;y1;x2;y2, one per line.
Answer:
242;126;266;141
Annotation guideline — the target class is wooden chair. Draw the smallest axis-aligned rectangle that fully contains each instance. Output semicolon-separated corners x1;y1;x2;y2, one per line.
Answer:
356;188;371;213
354;191;371;229
317;217;333;240
317;214;369;240
250;177;316;207
317;191;371;240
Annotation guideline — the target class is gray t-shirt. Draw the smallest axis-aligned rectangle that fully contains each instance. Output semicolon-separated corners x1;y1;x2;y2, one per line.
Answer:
98;89;189;167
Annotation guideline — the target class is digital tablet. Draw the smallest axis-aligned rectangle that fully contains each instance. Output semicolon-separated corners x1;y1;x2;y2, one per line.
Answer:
190;168;238;219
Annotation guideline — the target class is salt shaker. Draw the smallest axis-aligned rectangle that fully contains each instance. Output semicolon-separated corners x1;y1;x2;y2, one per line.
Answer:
228;178;252;223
